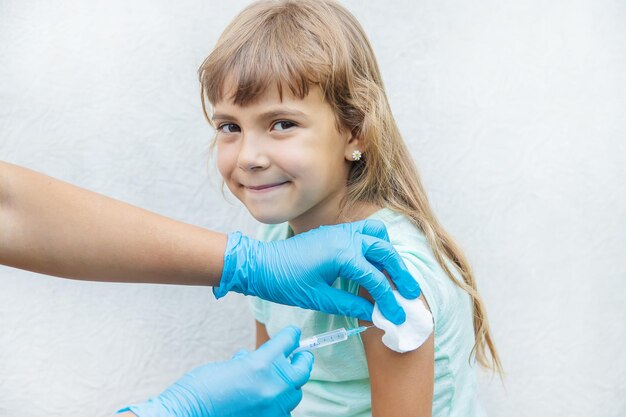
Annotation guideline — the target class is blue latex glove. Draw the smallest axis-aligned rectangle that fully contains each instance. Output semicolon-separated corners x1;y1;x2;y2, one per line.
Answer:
119;326;312;417
214;219;421;324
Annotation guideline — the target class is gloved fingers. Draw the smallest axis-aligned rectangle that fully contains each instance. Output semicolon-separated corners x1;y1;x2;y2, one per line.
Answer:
360;234;421;300
309;286;374;321
231;349;250;359
351;219;390;242
350;257;406;324
281;388;303;415
256;326;301;360
288;351;314;388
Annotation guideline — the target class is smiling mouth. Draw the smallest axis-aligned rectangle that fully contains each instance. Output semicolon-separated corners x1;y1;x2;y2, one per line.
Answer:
244;181;289;192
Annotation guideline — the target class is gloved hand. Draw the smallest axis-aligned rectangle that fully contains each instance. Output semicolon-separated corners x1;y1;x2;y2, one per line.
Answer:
214;219;420;324
119;326;313;417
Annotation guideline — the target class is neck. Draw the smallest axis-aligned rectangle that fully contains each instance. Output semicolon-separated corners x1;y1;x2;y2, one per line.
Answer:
288;193;381;235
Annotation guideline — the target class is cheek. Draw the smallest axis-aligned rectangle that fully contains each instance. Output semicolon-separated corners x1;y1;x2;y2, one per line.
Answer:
301;137;349;177
269;141;310;176
288;149;347;192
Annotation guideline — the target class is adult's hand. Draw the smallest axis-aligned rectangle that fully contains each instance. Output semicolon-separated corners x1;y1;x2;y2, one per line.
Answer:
214;220;421;324
119;326;312;417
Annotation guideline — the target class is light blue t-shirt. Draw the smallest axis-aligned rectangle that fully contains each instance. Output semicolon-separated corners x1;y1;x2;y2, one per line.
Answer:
250;208;485;417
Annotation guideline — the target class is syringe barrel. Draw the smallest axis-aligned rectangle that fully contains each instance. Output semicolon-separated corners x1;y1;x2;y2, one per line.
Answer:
294;328;348;353
314;328;348;345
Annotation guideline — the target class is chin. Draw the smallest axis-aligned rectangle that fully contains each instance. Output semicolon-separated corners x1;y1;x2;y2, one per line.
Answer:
248;209;291;225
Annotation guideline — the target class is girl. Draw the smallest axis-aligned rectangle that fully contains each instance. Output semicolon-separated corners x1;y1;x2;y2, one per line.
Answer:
199;0;503;416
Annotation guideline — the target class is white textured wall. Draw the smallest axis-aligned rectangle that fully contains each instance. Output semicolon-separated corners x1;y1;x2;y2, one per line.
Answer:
1;1;624;416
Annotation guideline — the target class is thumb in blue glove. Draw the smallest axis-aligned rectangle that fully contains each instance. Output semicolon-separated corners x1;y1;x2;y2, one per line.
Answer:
214;219;421;324
118;326;313;417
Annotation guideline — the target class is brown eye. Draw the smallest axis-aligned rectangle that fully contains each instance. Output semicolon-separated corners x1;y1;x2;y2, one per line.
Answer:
272;120;296;131
218;123;241;133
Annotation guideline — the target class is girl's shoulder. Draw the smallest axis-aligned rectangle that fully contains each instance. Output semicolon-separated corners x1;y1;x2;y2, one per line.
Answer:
368;208;431;259
369;208;466;325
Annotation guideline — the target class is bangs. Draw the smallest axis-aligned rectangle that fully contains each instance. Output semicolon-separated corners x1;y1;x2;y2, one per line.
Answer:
201;43;318;106
199;2;336;108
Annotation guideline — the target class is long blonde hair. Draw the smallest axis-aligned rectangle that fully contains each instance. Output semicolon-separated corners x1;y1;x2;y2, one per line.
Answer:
199;0;502;374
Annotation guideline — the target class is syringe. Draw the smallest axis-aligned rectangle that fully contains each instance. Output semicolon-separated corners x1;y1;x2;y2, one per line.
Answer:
293;326;373;354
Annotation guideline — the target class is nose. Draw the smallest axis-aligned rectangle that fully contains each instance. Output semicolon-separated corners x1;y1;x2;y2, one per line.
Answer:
236;133;270;172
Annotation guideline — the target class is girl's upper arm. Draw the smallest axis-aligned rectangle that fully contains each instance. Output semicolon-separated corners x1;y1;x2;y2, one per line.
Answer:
359;286;434;417
255;320;270;349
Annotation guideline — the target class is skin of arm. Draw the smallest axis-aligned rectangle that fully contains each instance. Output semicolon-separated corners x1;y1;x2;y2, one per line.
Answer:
358;285;434;417
0;161;227;286
255;291;434;417
256;320;271;348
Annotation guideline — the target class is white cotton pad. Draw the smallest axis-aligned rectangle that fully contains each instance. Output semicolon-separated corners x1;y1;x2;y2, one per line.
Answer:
371;290;434;353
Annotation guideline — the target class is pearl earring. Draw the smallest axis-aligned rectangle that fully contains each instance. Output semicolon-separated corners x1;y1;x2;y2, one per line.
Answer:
351;150;362;161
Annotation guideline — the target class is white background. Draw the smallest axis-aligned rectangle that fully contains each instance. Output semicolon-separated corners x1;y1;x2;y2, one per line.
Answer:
1;1;624;416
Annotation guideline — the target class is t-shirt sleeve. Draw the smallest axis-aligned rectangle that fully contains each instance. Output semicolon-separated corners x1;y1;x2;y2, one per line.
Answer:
249;296;269;324
247;222;288;325
398;251;443;323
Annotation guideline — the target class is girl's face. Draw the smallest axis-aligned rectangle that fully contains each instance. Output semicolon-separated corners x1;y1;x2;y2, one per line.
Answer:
213;84;360;234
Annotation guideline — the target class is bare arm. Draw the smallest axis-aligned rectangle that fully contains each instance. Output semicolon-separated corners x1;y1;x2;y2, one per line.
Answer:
0;161;227;285
359;287;434;417
255;320;271;348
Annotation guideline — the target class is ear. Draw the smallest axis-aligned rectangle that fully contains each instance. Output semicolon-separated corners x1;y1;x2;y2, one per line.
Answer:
343;129;365;162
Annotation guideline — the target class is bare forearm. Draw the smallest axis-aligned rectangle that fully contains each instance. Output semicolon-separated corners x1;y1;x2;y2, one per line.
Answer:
0;161;227;286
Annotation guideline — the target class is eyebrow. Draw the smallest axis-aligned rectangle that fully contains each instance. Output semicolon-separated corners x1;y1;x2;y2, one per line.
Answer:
211;108;308;122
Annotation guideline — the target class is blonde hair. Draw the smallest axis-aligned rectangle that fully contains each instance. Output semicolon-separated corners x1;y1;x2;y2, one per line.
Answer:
199;0;502;374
